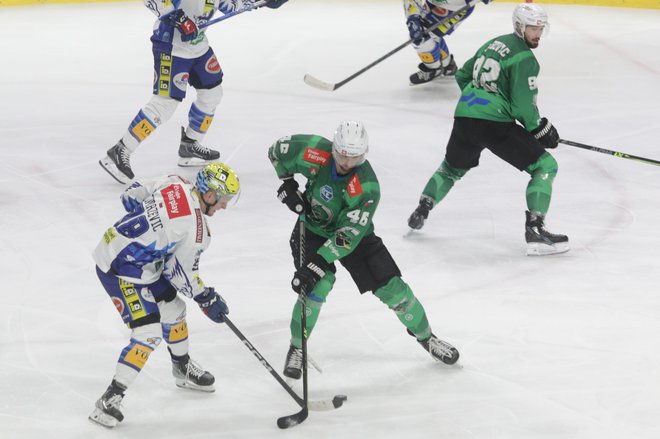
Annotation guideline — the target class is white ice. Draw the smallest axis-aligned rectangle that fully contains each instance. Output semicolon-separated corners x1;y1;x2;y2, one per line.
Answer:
1;1;660;438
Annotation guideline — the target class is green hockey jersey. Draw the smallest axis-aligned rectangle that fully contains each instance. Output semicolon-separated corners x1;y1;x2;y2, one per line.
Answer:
454;33;542;131
268;134;380;264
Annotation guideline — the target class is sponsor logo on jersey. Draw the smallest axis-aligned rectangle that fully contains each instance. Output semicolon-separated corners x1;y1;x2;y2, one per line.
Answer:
112;297;124;314
195;208;203;243
320;185;334;202
173;72;189;91
347;174;363;197
304;148;331;166
161;184;191;219
205;55;221;74
103;227;117;245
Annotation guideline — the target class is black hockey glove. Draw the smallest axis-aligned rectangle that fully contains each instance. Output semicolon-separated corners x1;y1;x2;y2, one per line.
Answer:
291;254;329;295
277;177;308;214
168;9;198;42
194;287;229;323
531;117;560;149
265;0;288;8
406;15;425;45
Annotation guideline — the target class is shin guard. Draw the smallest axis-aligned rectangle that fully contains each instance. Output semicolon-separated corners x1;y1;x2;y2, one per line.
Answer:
290;272;335;348
374;277;432;341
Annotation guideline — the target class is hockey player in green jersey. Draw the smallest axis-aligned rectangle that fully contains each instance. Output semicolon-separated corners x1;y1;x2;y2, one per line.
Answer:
408;3;568;256
268;121;459;379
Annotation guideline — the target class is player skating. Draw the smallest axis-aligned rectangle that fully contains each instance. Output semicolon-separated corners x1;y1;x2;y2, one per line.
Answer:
408;3;568;256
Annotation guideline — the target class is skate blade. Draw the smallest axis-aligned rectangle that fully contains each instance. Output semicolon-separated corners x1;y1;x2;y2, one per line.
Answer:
175;379;215;393
177;156;219;167
99;157;131;184
88;408;120;428
526;241;570;256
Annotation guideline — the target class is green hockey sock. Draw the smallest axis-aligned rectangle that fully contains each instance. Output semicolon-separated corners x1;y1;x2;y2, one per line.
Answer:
290;272;335;348
421;159;468;205
525;152;558;215
373;277;432;340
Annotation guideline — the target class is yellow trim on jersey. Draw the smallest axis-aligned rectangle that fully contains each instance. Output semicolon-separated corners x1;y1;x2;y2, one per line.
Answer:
119;280;147;320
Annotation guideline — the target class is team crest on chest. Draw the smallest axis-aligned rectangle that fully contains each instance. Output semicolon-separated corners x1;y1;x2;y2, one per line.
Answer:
320;185;334;202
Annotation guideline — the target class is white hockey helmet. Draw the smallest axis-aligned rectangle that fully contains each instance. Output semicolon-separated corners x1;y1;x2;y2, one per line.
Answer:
332;120;369;166
512;3;549;38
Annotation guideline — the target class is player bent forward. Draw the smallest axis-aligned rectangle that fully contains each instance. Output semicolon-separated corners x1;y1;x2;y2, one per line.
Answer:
89;162;240;428
268;121;459;380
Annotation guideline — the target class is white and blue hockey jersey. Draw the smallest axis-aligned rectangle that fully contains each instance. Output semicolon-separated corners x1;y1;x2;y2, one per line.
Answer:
93;175;211;299
144;0;253;58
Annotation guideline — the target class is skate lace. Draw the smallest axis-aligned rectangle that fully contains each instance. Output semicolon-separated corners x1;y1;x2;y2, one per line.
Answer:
101;393;123;411
286;348;303;369
185;359;207;379
428;337;454;358
190;141;213;156
117;146;131;168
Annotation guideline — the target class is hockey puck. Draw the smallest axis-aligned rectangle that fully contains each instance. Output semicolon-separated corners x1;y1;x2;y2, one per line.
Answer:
332;395;348;408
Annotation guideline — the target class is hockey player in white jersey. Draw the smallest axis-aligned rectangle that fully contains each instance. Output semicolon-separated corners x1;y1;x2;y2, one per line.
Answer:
99;0;288;184
404;0;490;85
89;162;240;428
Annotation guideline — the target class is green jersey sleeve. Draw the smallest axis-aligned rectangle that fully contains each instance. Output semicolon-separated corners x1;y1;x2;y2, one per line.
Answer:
267;134;330;179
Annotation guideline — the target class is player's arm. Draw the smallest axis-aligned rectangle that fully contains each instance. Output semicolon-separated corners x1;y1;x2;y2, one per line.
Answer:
455;54;475;90
508;54;542;131
143;0;175;18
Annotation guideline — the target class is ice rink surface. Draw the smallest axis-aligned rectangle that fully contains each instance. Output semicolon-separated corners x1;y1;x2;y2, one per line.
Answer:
1;0;660;437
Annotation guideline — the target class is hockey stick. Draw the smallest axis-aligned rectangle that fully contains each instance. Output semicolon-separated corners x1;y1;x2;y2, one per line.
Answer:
303;1;476;91
277;215;310;429
198;0;268;29
223;317;347;412
559;139;660;167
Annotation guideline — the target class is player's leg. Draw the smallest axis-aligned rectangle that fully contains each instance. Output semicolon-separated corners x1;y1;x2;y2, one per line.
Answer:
155;284;216;392
409;6;474;84
99;47;190;183
408;118;476;230
178;49;224;167
341;234;459;364
284;223;337;379
89;268;163;428
488;123;569;255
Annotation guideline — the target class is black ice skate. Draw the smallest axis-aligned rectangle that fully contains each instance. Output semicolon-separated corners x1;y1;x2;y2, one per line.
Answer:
409;62;444;85
418;333;460;365
407;198;433;230
525;210;570;256
178;127;220;167
441;55;457;77
88;380;126;428
99;140;134;184
170;348;216;392
283;345;303;380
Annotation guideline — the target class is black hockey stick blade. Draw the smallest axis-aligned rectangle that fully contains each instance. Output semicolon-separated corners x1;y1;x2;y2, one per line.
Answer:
277;406;308;429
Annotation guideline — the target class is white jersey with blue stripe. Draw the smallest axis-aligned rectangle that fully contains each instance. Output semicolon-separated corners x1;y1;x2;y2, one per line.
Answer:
144;0;253;58
93;175;211;299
